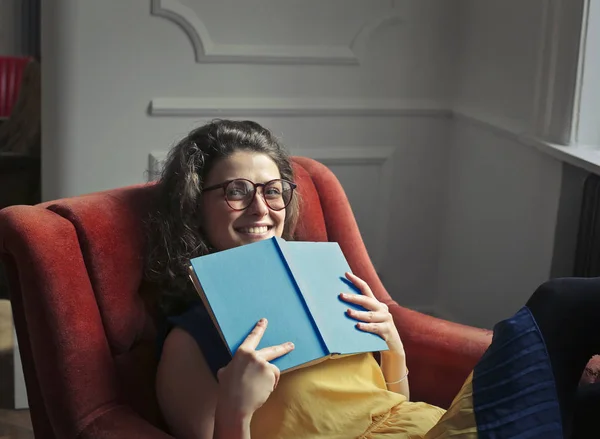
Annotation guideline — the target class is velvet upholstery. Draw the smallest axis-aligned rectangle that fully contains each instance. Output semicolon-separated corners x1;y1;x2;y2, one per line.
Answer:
1;157;597;438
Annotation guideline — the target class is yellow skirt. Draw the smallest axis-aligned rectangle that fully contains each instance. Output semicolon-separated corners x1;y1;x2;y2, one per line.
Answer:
249;307;561;439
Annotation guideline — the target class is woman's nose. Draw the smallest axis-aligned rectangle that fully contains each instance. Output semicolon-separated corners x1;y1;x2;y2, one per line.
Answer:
247;189;269;215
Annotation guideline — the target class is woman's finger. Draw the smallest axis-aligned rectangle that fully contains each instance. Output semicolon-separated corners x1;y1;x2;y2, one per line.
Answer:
345;272;375;298
346;309;389;323
355;322;386;338
257;341;295;362
240;318;268;351
340;292;382;310
270;363;281;390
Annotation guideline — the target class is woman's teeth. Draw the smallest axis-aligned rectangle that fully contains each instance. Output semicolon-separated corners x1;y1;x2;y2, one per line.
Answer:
239;226;269;234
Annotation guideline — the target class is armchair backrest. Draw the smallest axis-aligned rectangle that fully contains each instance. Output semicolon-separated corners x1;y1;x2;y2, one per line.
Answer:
0;157;388;439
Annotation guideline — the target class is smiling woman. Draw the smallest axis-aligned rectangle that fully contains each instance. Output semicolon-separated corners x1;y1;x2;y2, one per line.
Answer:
144;119;299;316
147;119;426;439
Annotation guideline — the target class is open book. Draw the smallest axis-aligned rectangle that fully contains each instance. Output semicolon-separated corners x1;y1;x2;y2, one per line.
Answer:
188;237;388;373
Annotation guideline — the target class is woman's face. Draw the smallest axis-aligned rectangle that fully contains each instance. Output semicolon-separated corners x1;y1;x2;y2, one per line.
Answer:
201;151;287;251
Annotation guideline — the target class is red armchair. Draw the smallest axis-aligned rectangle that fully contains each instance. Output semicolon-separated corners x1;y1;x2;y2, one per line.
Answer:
0;156;512;438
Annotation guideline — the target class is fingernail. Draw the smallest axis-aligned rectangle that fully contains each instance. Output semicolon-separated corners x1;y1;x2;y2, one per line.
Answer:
288;342;295;349
259;318;267;325
339;293;346;298
346;308;352;315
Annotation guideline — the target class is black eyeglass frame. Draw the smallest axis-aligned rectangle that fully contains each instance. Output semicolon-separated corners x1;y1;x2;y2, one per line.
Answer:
203;178;297;211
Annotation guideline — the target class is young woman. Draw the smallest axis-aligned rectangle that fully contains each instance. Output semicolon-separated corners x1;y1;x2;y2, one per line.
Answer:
146;119;597;439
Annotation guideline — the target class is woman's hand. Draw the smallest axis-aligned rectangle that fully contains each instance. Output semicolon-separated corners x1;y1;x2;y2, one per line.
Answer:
340;272;409;398
216;318;294;420
340;272;404;355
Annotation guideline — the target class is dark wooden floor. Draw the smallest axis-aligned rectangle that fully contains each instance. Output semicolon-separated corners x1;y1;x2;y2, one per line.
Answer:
0;410;33;439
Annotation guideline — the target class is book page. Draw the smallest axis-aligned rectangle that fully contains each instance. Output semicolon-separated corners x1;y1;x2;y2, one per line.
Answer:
281;241;388;356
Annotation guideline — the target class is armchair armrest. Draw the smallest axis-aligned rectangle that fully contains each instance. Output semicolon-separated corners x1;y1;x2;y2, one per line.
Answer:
78;406;173;439
389;304;492;408
0;205;160;438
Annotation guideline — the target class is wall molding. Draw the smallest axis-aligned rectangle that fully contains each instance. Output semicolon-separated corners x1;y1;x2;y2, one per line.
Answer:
148;151;168;181
292;146;395;165
150;0;402;65
453;109;525;142
455;109;600;178
349;9;403;63
147;98;534;142
149;97;451;118
147;98;523;141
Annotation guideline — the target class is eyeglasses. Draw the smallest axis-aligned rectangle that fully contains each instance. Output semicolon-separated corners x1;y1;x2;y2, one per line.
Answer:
203;178;297;211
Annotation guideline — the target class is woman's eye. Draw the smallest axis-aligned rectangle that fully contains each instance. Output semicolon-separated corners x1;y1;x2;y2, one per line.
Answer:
265;188;282;197
227;188;247;198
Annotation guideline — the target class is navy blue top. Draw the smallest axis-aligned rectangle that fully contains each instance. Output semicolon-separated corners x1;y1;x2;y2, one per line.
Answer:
157;300;231;378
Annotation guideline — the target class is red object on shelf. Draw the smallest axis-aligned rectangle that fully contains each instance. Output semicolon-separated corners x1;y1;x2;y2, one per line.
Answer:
0;56;32;119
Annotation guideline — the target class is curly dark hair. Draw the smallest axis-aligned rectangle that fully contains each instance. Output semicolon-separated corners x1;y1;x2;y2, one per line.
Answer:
144;119;300;315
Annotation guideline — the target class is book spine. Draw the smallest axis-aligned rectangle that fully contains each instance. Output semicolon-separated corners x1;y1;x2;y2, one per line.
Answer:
273;238;329;355
188;265;232;357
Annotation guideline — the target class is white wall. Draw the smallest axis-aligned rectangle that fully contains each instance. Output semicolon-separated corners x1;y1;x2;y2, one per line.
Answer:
41;0;584;330
42;0;459;309
453;0;543;130
434;0;564;328
0;0;20;54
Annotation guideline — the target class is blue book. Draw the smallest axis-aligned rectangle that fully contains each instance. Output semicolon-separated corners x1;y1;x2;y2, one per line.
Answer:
188;237;389;373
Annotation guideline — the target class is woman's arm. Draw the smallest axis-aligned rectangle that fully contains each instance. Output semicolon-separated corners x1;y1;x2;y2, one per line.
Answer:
157;320;293;439
380;350;410;400
156;327;251;439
